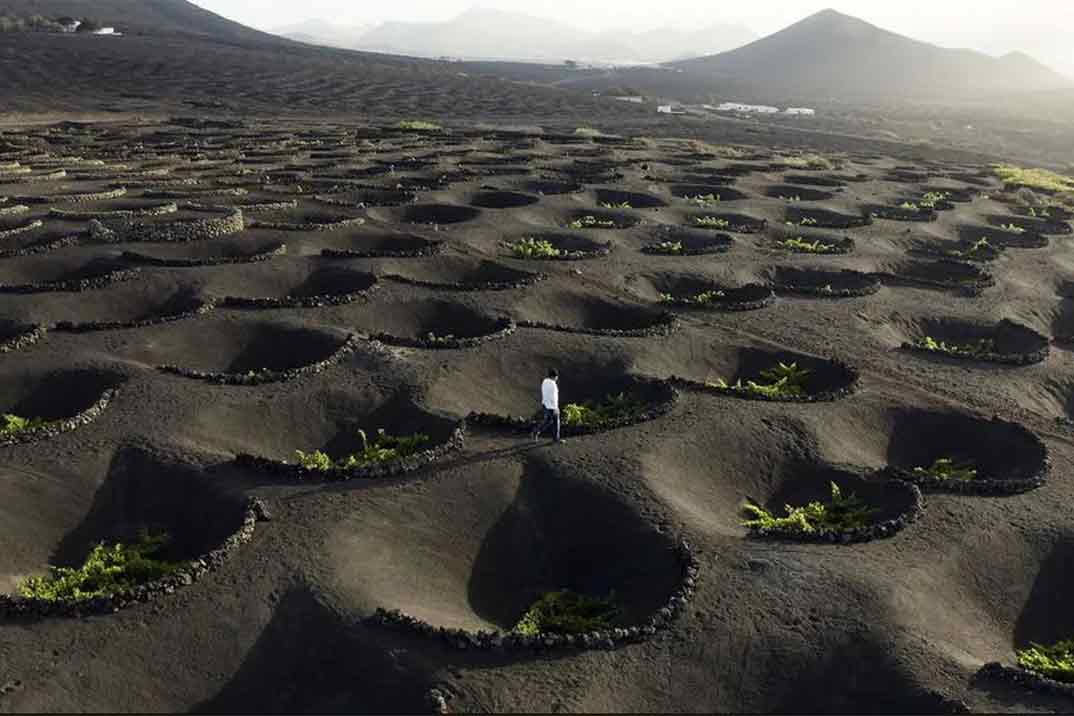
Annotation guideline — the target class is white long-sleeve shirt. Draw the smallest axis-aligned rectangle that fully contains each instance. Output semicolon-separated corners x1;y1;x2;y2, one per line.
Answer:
541;378;559;410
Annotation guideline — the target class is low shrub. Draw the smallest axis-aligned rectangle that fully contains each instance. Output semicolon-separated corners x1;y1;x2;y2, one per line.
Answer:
598;201;632;209
694;216;730;229
294;429;430;471
781;154;835;170
994;165;1074;194
685;194;721;206
708;362;811;399
396;120;441;131
18;531;179;601
513;590;621;636
776;237;841;254
742;482;877;534
562;392;647;428
568;215;618;229
506;238;561;259
912;335;994;359
785;217;819;227
1000;223;1026;235
943;238;999;261
0;413;51;437
660;289;726;305
918;191;950;208
647;240;684;255
912;457;977;482
1017;640;1074;683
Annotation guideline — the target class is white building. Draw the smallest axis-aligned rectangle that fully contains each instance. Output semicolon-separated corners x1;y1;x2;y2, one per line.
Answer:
613;96;643;104
785;107;816;116
714;102;780;114
657;104;686;115
60;19;81;32
92;27;118;35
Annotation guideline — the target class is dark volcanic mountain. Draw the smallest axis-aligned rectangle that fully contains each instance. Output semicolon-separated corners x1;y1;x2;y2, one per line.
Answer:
671;9;1070;100
0;0;643;118
0;0;273;41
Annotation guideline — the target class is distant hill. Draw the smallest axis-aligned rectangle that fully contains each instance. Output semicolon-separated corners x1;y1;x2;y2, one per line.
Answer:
274;18;371;50
0;0;276;41
671;9;1071;101
0;0;649;121
286;8;754;64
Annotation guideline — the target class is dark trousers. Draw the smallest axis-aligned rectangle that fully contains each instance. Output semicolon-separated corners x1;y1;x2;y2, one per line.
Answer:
534;407;561;441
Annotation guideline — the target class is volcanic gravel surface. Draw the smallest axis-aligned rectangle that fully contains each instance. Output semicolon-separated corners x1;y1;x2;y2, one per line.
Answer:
0;119;1072;715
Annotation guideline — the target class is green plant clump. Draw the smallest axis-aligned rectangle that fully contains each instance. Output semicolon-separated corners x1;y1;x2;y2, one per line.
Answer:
782;154;834;170
918;191;950;208
943;238;996;260
396;120;441;131
912;457;977;481
913;335;995;359
694;216;730;229
648;240;684;255
568;215;617;229
1017;640;1074;683
708;362;811;399
741;482;878;534
598;201;632;209
512;590;621;636
1000;223;1026;234
776;237;840;254
294;429;430;471
507;237;561;259
994;165;1074;194
660;289;726;305
18;531;179;601
685;194;721;206
562;392;648;428
0;413;52;437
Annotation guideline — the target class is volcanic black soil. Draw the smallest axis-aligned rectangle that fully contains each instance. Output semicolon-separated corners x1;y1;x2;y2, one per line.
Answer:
1;118;1074;716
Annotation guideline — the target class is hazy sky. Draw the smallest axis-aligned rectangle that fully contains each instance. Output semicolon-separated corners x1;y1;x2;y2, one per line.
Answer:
193;1;1074;74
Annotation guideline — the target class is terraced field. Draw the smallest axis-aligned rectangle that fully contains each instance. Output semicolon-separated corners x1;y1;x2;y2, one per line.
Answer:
0;119;1073;713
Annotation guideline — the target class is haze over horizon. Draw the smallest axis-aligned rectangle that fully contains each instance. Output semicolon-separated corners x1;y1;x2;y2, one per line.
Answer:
191;0;1074;75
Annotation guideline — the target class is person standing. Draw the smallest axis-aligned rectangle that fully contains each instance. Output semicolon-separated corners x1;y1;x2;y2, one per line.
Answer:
533;369;563;443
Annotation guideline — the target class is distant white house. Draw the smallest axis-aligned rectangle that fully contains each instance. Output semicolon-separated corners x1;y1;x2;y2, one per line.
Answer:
714;102;780;114
613;96;643;104
785;107;816;116
657;104;686;115
92;27;118;35
60;19;81;33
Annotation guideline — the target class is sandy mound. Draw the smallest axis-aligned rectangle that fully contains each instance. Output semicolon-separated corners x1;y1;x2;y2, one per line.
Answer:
122;236;286;266
193;386;459;469
382;255;541;290
0;444;248;598
467;191;540;209
627;272;774;311
116;318;353;381
767;266;881;297
0;255;137;294
764;185;836;202
891;317;1049;365
880;259;994;294
195;587;435;714
668;184;749;202
326;458;682;632
349;299;512;348
514;290;674;336
50;284;213;332
593;189;667;209
221;264;378;308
